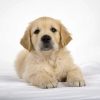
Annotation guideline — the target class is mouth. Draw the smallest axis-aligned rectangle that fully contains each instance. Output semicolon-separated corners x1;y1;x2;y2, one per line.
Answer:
40;43;53;51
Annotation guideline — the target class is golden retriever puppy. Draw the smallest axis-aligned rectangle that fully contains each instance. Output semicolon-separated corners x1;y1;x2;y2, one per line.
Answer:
15;17;85;88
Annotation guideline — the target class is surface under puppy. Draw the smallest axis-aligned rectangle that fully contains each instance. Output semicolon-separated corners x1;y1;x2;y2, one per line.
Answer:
15;17;85;88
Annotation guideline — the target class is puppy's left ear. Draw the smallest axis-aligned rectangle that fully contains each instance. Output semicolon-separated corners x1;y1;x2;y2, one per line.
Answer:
60;23;72;47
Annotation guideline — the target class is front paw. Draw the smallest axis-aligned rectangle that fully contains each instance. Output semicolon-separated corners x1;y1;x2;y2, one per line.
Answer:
67;77;85;87
67;70;86;87
30;73;58;88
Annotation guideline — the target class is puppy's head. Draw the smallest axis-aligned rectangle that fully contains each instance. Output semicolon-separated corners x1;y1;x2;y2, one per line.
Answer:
20;17;72;52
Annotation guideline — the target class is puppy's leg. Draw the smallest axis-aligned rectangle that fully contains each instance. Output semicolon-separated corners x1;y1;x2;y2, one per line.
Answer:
67;66;85;87
15;50;28;78
23;65;58;89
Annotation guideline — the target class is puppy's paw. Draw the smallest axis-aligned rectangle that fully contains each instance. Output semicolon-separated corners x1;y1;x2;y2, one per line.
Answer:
67;69;86;87
67;77;85;87
30;73;58;88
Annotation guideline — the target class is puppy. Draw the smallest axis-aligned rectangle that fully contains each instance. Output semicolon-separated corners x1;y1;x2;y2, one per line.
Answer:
15;17;85;88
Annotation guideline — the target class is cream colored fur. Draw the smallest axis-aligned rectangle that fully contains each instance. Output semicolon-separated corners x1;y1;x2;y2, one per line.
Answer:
15;17;85;88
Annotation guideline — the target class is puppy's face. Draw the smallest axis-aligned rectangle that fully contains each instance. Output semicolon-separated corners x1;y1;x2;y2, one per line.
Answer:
20;17;72;52
31;18;60;51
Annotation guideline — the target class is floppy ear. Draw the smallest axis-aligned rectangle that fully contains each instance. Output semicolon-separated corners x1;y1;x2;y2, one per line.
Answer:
20;27;33;51
60;23;72;47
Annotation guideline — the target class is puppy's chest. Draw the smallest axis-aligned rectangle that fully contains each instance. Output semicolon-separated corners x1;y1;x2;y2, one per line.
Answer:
30;51;67;72
47;56;57;67
33;54;58;67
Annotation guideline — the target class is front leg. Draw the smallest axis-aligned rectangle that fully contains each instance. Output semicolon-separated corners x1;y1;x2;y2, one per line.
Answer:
67;66;86;87
23;64;58;89
55;49;85;87
30;72;58;88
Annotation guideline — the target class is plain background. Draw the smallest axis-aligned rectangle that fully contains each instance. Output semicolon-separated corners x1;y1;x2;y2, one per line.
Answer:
0;0;100;66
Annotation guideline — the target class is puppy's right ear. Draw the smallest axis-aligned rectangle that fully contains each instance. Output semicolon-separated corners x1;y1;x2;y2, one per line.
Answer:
20;27;33;51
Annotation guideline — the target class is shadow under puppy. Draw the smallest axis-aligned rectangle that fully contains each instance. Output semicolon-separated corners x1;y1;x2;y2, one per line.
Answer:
15;17;85;88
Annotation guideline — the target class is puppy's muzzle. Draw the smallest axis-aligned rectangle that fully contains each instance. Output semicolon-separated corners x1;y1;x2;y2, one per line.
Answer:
41;35;53;51
41;35;51;43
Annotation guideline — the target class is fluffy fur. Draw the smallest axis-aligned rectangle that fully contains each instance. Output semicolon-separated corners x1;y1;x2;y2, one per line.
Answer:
15;17;85;88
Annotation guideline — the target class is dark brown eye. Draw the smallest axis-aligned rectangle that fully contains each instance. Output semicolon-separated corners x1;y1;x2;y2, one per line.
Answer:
50;27;57;33
34;29;40;34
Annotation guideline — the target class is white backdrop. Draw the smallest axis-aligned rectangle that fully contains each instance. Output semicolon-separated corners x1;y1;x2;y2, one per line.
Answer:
0;0;100;65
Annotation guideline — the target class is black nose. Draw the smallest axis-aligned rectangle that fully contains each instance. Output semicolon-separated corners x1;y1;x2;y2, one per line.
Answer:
41;35;51;43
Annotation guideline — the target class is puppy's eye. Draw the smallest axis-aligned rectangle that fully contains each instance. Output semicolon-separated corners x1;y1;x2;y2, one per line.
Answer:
34;29;40;34
50;27;57;33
